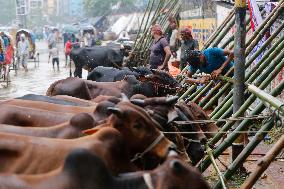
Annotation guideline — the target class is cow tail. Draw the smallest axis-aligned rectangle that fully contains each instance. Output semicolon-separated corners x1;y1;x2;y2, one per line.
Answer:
46;79;65;96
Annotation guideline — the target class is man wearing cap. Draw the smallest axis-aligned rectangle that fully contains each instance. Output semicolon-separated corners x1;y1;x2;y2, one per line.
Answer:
185;48;234;84
149;24;172;71
180;28;199;70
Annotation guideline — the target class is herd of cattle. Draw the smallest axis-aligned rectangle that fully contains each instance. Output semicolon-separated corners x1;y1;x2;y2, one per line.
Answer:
0;66;219;189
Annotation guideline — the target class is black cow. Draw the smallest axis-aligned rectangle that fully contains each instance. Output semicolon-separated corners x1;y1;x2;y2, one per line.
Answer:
71;46;128;78
87;66;152;82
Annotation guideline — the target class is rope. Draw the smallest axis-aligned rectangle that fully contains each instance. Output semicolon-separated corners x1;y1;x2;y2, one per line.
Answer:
174;114;271;125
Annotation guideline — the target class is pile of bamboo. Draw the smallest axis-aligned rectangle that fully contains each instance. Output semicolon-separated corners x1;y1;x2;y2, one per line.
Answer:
177;1;284;188
130;0;181;66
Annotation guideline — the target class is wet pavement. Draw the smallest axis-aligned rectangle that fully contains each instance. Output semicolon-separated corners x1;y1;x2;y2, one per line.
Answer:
0;41;88;100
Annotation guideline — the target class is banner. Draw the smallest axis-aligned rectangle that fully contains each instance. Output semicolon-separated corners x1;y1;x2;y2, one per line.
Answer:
179;18;216;49
248;0;266;66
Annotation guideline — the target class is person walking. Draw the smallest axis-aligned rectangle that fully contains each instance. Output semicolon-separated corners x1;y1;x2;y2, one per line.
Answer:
180;28;199;70
149;24;172;71
48;46;60;71
65;38;72;67
184;48;234;84
17;34;29;72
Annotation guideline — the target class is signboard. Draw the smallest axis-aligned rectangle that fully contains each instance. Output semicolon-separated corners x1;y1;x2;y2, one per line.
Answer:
180;18;216;49
16;0;27;15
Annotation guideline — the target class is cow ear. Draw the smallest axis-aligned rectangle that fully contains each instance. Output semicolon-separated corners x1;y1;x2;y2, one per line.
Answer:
130;99;145;107
107;107;123;118
82;128;99;135
167;108;179;124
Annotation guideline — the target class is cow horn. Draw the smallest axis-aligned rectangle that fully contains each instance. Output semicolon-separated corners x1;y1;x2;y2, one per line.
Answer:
168;150;178;157
121;93;129;102
130;99;145;107
107;107;123;118
166;96;179;104
145;74;153;79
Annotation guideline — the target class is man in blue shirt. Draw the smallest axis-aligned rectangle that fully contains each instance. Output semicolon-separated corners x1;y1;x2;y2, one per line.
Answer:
185;48;234;84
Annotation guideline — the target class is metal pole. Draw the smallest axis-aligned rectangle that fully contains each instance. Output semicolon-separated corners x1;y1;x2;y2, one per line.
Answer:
232;0;246;167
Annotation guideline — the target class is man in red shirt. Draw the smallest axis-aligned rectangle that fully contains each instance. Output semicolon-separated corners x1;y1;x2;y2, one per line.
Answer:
65;38;72;67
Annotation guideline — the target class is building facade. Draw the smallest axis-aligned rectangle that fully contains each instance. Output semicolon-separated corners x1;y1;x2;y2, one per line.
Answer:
69;0;84;17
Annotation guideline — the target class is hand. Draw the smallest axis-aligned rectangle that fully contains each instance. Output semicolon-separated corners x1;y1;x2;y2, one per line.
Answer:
199;76;210;84
229;52;234;60
211;69;222;79
158;65;169;72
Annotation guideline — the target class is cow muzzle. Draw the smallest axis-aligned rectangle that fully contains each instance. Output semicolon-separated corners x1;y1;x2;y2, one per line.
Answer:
131;132;176;162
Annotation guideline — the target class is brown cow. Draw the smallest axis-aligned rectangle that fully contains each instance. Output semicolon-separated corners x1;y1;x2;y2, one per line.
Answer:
0;113;95;139
0;104;73;127
46;76;139;99
0;102;174;174
46;74;178;99
84;101;176;160
0;127;135;175
0;99;96;114
0;150;210;189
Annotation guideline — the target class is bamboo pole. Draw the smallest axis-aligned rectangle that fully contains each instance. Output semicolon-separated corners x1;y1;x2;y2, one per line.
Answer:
198;80;284;173
203;8;235;49
132;0;152;49
233;0;246;160
240;135;284;189
248;85;284;116
244;0;284;49
178;84;197;101
205;143;228;189
213;117;276;189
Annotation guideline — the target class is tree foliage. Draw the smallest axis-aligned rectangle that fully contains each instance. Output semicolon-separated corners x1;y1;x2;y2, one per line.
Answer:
0;0;16;25
83;0;139;17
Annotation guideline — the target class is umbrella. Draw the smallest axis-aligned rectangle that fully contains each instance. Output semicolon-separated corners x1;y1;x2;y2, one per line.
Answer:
63;25;79;34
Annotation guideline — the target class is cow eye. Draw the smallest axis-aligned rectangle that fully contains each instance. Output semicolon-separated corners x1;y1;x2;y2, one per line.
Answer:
133;123;142;129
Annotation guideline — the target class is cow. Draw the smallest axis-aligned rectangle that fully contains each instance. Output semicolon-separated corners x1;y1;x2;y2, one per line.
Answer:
0;104;73;127
16;94;94;107
0;149;210;189
87;66;151;82
0;99;96;114
46;74;179;99
71;46;128;78
0;113;95;139
0;101;175;174
0;127;135;175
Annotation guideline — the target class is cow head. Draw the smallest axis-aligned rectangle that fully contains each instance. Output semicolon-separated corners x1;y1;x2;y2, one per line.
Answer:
84;101;176;160
108;101;176;160
62;149;209;189
130;96;179;126
136;69;180;96
147;152;210;189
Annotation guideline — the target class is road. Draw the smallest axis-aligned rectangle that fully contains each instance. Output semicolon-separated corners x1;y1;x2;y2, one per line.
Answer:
0;41;88;100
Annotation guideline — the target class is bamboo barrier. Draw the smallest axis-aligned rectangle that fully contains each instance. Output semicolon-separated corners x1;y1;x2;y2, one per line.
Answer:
198;75;284;173
213;116;276;189
210;53;284;138
179;3;283;104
